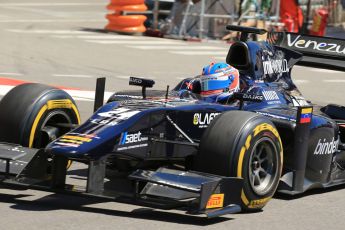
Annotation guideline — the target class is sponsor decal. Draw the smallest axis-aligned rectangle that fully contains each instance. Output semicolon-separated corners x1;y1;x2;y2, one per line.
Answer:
238;123;282;178
314;137;339;155
91;108;140;126
193;112;220;128
46;99;75;110
287;34;345;55
262;49;274;56
249;197;271;209
253;123;280;139
241;191;272;209
242;93;263;101
256;111;295;122
206;194;224;209
300;108;312;124
129;77;142;84
117;143;148;151
262;57;289;75
119;131;148;145
116;131;149;151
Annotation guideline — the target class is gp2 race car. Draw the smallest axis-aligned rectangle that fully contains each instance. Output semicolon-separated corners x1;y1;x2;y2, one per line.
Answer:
0;26;344;218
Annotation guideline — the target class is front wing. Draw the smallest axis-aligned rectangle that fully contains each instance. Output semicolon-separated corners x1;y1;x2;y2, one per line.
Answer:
0;143;243;218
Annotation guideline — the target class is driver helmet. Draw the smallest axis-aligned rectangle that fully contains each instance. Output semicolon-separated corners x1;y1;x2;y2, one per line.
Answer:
189;62;240;101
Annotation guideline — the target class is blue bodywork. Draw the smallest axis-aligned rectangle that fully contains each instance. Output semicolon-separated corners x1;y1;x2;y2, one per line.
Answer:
47;81;298;158
46;39;341;192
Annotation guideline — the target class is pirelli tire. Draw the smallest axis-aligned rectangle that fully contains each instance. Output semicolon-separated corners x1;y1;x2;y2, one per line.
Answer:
193;111;283;212
0;83;80;148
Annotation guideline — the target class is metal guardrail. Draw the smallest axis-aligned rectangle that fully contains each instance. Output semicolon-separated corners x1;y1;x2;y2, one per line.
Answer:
121;0;173;30
121;0;282;39
178;0;281;39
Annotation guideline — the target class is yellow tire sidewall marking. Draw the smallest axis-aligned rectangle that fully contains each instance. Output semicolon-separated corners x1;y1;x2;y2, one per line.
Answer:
47;99;80;124
29;105;48;148
237;122;283;209
241;190;249;206
29;99;80;148
237;135;252;178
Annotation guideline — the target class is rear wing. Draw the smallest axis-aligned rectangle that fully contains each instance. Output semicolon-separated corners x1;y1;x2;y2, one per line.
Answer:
268;32;345;71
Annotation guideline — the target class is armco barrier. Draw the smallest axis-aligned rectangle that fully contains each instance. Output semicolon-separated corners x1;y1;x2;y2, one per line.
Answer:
105;0;147;33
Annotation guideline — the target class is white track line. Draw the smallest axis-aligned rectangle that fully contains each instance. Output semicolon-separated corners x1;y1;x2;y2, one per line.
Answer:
53;35;145;40
286;65;344;76
0;72;23;76
77;35;140;40
86;40;184;45
0;85;113;102
170;51;228;55
52;74;94;78
7;29;95;34
294;80;310;84
213;56;226;60
115;75;157;79
323;80;345;83
52;35;78;39
127;45;222;50
115;76;132;79
0;3;105;6
65;90;114;102
307;68;345;74
0;85;16;96
1;19;104;23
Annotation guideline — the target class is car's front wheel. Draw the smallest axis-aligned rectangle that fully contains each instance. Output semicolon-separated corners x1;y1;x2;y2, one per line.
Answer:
0;83;80;148
193;111;283;211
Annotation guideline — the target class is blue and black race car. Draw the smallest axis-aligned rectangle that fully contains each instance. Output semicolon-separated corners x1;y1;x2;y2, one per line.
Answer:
0;26;344;218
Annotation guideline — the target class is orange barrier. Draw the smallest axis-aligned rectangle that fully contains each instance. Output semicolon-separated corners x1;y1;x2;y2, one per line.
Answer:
105;0;147;34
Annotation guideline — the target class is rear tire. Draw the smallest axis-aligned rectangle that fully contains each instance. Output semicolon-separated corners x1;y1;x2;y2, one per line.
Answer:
0;83;80;148
193;111;283;211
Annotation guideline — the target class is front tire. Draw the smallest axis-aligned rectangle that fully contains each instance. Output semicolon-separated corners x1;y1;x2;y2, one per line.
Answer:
0;83;80;148
193;111;283;211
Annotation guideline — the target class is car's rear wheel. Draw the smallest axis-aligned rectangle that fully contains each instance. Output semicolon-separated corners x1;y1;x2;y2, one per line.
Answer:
193;111;283;211
0;83;80;149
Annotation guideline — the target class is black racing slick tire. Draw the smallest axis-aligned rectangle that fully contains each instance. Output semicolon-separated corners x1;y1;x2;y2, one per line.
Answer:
193;111;283;212
0;83;80;148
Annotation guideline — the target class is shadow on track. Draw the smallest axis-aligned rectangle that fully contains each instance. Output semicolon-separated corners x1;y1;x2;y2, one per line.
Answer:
79;28;109;34
274;183;345;200
0;191;232;226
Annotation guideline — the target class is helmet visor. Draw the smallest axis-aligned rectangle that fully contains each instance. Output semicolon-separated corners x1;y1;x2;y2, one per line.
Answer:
199;72;231;92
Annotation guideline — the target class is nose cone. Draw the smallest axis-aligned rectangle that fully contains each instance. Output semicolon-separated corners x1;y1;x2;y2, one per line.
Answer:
46;133;101;158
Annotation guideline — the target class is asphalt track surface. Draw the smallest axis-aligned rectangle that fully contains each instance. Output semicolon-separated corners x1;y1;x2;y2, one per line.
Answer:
0;1;345;229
